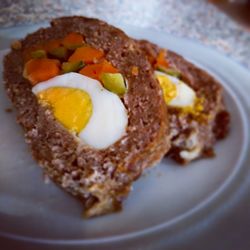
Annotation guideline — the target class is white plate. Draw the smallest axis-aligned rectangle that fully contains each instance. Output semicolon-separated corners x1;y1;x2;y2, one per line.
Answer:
0;25;250;250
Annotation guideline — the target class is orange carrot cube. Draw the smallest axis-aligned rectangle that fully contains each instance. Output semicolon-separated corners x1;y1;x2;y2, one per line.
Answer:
79;60;118;80
155;49;169;69
62;32;84;49
23;58;60;85
68;46;104;64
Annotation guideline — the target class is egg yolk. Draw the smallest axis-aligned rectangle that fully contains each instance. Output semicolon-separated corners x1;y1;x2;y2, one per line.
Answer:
182;98;205;119
156;74;206;120
156;75;177;104
37;87;92;133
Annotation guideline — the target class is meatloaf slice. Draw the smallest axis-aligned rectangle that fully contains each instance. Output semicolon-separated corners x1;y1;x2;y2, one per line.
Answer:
3;16;170;217
138;40;230;164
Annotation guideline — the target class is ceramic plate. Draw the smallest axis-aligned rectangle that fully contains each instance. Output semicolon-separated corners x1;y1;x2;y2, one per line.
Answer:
0;24;250;250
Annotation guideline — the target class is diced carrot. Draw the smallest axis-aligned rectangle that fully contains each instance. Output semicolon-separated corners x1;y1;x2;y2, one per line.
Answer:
62;32;84;49
68;46;104;64
155;49;169;69
79;63;103;80
23;58;60;85
79;60;118;80
101;60;119;74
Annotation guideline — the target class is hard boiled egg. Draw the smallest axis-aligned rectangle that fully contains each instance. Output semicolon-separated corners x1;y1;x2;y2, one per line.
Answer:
155;71;196;108
32;72;128;149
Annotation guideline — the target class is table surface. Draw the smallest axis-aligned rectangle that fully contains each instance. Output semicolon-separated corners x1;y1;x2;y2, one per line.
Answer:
0;0;249;69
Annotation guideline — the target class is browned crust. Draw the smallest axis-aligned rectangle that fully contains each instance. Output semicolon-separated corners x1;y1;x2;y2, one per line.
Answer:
138;40;230;164
3;16;170;217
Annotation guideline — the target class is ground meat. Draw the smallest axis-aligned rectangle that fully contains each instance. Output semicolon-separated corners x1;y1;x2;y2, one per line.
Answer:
3;16;170;217
138;39;230;164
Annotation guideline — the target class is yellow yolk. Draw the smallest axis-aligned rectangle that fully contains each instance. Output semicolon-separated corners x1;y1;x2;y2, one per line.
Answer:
182;97;204;116
156;73;205;119
181;97;209;123
37;87;92;133
156;75;177;104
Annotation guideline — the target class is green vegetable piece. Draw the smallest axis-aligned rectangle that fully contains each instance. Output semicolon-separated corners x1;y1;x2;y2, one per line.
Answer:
66;44;84;50
157;66;181;78
62;61;84;73
31;49;46;59
49;47;67;59
101;73;126;95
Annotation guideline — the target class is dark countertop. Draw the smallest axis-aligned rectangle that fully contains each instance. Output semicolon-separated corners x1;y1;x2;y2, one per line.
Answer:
0;0;249;69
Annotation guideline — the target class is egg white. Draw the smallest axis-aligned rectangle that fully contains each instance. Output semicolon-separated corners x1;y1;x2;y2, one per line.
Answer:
155;71;196;108
32;72;128;149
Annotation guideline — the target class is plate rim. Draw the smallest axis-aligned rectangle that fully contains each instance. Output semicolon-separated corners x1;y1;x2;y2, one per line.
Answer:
0;24;250;245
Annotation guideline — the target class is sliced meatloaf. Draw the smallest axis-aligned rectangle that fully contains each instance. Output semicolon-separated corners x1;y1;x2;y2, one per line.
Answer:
139;40;230;164
3;16;170;217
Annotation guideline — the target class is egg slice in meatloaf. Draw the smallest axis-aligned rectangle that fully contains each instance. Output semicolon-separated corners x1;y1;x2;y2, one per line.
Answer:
3;16;170;218
138;40;230;164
